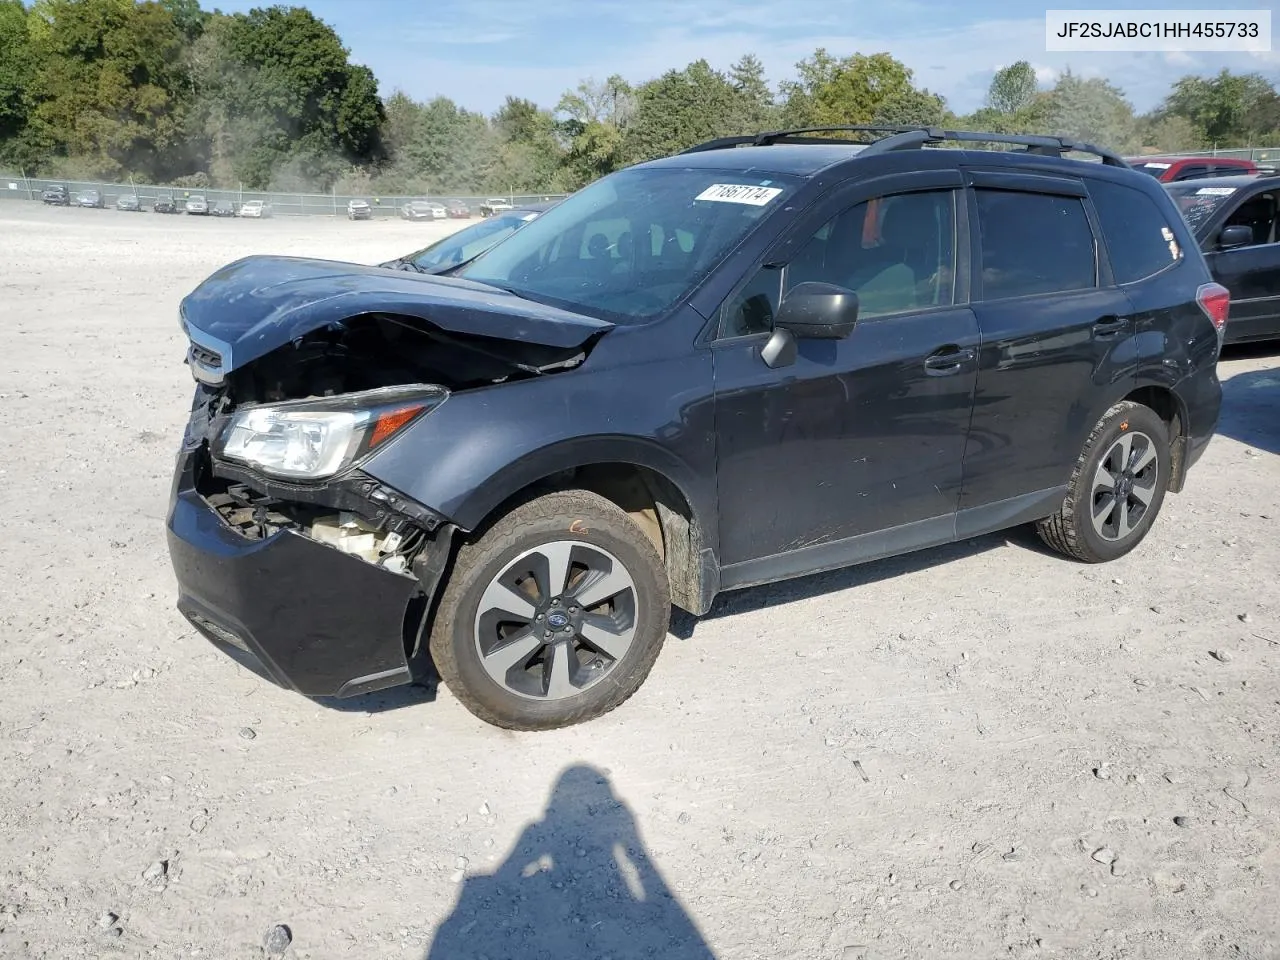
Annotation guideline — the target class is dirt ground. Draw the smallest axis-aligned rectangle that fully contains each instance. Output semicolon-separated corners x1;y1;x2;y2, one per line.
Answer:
1;200;1278;960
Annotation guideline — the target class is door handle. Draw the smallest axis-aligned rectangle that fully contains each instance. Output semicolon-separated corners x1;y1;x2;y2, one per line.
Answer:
1092;316;1128;338
924;346;975;375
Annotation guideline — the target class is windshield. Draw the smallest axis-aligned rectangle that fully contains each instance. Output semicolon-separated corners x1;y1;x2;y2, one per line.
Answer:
407;213;536;271
1165;183;1238;233
458;167;802;322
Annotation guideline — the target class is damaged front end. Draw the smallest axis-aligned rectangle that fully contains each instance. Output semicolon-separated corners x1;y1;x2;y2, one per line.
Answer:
168;380;460;698
167;260;611;699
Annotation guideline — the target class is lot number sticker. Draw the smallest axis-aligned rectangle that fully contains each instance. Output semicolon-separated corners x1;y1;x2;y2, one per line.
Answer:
695;183;784;206
1195;187;1236;196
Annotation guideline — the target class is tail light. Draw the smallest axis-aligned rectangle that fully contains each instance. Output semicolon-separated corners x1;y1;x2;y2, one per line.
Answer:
1196;282;1230;333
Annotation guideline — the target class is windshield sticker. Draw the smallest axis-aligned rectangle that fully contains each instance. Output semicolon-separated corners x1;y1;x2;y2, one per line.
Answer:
1142;162;1172;170
695;183;784;206
1196;187;1236;196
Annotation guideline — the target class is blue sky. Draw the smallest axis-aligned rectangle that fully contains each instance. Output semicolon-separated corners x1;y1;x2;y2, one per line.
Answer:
217;0;1280;117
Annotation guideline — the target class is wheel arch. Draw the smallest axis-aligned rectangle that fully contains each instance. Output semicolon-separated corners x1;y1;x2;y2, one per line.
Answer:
449;437;720;616
1122;381;1190;493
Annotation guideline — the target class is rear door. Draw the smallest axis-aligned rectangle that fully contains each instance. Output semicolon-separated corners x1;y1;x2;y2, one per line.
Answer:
958;170;1136;528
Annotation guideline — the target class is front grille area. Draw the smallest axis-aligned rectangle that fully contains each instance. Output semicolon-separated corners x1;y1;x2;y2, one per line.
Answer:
189;343;223;369
202;477;311;541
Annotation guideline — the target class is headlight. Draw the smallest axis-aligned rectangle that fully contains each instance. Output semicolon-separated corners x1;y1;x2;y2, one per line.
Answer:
214;384;447;481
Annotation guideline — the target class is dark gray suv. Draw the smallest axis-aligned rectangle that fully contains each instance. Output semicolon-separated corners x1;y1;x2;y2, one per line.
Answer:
167;126;1227;730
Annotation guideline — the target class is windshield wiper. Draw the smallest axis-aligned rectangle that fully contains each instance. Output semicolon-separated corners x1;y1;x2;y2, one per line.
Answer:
380;257;424;273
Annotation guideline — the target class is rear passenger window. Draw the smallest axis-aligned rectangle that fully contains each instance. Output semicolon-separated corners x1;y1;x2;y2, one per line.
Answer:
1088;179;1182;283
974;189;1097;300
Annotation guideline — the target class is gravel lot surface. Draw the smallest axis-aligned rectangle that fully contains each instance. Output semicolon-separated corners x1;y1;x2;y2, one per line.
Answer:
1;201;1278;960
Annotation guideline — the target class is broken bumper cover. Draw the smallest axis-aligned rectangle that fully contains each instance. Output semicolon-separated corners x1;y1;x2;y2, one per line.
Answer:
166;452;427;699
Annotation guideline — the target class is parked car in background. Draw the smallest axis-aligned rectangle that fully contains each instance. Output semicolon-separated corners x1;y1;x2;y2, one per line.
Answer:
1166;174;1280;344
238;200;271;219
168;126;1225;731
479;197;514;217
154;197;179;214
382;202;557;274
76;189;104;209
445;200;471;219
211;202;237;217
400;200;439;221
185;195;209;215
347;199;372;220
1127;155;1258;182
41;184;70;205
116;194;142;212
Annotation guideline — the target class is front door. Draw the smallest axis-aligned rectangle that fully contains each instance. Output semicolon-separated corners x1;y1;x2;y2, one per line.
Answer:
710;175;980;584
1204;187;1280;342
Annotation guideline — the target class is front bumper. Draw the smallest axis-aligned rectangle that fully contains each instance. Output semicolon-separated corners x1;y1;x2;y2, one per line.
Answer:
166;449;434;699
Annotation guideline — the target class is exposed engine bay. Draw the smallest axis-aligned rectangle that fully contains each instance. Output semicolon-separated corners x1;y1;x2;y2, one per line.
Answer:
186;311;601;577
202;474;438;577
218;312;591;407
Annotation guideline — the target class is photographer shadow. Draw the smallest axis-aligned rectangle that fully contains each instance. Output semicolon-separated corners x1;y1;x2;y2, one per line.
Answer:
424;764;716;960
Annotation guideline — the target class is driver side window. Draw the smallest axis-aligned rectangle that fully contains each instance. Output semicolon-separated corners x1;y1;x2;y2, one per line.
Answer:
1223;192;1278;247
717;190;957;339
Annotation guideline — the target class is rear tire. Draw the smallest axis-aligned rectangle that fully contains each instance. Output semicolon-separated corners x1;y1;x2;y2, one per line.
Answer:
1037;401;1171;563
429;490;670;731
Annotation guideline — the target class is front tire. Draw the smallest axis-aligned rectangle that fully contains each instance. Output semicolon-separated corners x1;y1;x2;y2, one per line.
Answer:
1037;401;1171;563
429;490;670;731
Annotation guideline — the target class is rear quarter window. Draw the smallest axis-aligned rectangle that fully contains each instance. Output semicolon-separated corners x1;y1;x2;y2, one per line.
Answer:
1088;179;1183;283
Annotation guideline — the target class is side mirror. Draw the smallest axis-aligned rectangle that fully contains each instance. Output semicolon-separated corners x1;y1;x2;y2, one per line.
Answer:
1219;225;1253;250
773;282;859;340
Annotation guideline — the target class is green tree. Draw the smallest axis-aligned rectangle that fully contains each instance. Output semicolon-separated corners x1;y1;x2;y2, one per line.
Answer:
727;53;778;132
987;61;1038;115
780;49;945;132
1042;70;1140;153
1136;113;1201;153
1242;90;1280;143
23;0;189;179
158;0;205;40
1160;69;1276;146
492;95;565;188
622;59;738;163
556;76;633;187
185;4;385;189
0;0;33;151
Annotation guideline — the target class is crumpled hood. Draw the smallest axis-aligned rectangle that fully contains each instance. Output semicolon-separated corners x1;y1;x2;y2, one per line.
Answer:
179;255;614;373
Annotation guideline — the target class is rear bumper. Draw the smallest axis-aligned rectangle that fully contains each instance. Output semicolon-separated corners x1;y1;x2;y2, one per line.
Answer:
166;450;431;699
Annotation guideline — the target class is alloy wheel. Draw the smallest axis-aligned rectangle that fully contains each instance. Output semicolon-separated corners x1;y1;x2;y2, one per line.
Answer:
473;541;639;701
1090;430;1160;541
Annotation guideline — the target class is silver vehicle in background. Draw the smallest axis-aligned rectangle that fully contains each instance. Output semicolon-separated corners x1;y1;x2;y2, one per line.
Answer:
185;195;209;215
347;199;372;220
399;200;439;221
238;200;272;219
479;197;514;217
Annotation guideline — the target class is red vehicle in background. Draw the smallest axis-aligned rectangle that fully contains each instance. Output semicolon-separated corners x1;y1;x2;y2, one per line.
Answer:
1126;155;1259;182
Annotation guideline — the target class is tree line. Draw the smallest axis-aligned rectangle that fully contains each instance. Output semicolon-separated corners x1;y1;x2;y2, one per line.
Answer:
2;0;1279;195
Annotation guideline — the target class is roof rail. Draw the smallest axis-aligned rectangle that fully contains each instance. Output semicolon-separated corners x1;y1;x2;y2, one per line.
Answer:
679;126;1129;167
678;125;929;155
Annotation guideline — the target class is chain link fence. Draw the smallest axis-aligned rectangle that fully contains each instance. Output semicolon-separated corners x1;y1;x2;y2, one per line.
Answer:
0;172;567;217
1133;147;1280;164
4;147;1277;215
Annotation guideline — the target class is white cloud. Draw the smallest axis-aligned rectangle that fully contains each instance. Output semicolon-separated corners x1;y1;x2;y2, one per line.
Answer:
389;5;1280;118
